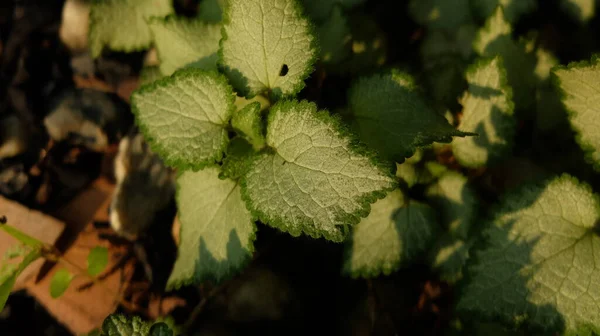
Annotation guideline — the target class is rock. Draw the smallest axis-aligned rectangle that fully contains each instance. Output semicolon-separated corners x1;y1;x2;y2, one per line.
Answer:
109;131;176;240
59;0;90;53
43;88;132;152
0;115;28;159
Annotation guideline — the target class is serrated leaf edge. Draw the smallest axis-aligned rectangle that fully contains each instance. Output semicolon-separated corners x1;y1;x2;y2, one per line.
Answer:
551;54;600;172
88;0;174;58
218;0;320;100
167;166;258;290
239;99;398;242
131;68;235;171
455;173;600;334
348;69;475;163
342;199;438;279
453;56;516;168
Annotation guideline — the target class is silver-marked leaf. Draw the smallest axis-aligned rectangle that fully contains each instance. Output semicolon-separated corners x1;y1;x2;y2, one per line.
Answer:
89;0;173;58
457;175;600;334
241;100;396;242
553;55;600;170
343;190;439;278
149;16;222;76
452;57;515;168
220;0;317;99
425;171;478;239
167;167;256;289
348;70;473;162
131;68;234;170
473;6;536;110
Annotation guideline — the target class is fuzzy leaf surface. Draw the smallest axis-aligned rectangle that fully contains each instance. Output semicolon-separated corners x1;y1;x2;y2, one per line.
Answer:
553;56;600;169
131;69;234;170
457;175;600;334
149;17;222;76
89;0;173;58
242;100;396;242
343;190;439;278
452;57;515;167
167;167;256;289
348;70;472;162
220;0;317;98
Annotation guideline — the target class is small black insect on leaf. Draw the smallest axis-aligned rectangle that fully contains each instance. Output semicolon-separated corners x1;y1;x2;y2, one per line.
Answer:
279;64;289;76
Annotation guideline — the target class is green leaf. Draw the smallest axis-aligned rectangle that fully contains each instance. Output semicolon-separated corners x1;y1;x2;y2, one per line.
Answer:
452;57;515;168
131;68;235;170
425;171;477;239
219;137;257;180
87;246;109;277
428;234;472;283
553;55;600;169
167;167;256;289
231;102;266;150
149;16;222;76
89;0;173;58
49;269;74;299
0;224;44;248
457;175;600;334
301;0;365;22
408;0;472;32
101;314;152;335
198;0;224;23
473;6;537;110
317;6;351;66
343;190;439;278
0;264;18;313
219;0;317;99
0;248;41;310
560;0;595;23
241;100;396;242
348;70;473;162
472;0;537;23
